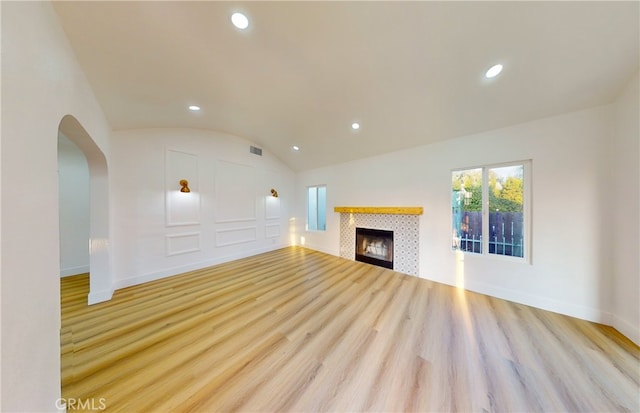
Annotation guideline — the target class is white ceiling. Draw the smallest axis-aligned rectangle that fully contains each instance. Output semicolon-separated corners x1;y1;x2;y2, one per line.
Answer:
52;1;639;172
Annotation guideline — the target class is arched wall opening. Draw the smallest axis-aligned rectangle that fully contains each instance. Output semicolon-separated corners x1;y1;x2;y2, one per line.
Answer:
58;133;90;277
58;115;113;304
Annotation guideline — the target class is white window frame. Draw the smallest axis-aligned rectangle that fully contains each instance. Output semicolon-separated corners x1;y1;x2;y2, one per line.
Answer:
452;160;532;263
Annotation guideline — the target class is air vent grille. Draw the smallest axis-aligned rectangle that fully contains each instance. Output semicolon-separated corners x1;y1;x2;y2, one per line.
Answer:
249;146;263;156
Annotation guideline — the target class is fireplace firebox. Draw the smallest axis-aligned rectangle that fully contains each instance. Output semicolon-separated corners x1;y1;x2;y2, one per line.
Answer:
355;227;394;269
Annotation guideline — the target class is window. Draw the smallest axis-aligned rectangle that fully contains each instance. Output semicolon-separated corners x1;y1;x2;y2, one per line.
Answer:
452;161;530;260
307;185;326;231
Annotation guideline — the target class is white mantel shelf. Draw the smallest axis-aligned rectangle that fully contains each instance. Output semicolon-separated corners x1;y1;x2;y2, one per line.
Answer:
334;206;423;215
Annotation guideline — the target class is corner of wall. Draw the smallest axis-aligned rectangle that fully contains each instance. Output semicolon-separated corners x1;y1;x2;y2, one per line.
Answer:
88;287;114;305
613;315;640;347
610;70;640;346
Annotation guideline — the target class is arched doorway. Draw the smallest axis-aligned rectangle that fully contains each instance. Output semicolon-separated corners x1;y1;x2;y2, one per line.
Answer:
58;133;90;276
58;115;112;303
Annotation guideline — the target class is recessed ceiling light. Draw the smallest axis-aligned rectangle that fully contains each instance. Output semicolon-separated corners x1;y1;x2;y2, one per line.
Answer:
188;105;201;111
351;122;360;131
485;64;503;79
292;145;300;151
231;12;249;30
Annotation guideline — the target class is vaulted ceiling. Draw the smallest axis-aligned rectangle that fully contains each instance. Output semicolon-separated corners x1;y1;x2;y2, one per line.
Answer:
53;1;639;172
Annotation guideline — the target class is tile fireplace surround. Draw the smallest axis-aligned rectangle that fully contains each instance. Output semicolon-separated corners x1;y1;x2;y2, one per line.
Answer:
335;207;422;276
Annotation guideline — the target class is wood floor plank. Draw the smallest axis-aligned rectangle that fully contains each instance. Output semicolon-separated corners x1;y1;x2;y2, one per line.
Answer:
61;246;640;412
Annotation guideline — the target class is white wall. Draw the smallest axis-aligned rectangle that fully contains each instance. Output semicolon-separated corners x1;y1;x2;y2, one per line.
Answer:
1;2;113;411
111;128;295;288
1;6;637;413
611;72;640;345
58;134;90;277
296;104;616;325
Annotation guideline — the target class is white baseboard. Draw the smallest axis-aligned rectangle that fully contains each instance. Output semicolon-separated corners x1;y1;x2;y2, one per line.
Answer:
409;274;639;345
60;265;90;277
462;279;612;324
299;243;340;258
416;272;614;326
88;287;114;305
612;314;640;346
114;244;289;291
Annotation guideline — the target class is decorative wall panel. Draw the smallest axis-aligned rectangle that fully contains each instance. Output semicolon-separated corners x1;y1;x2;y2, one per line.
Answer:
263;169;282;218
339;213;419;275
165;232;200;256
265;223;280;239
265;195;280;220
215;160;256;223
165;149;200;226
215;226;257;247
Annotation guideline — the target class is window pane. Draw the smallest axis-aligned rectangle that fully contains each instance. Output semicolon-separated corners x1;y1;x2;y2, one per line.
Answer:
452;168;482;253
317;186;326;231
308;186;318;231
488;165;524;257
307;185;326;232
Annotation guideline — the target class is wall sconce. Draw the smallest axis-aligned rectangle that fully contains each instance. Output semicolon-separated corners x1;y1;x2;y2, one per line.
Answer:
179;179;191;193
270;188;278;198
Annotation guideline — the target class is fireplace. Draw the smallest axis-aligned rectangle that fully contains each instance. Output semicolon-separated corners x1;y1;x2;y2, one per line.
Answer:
355;227;394;269
337;209;420;275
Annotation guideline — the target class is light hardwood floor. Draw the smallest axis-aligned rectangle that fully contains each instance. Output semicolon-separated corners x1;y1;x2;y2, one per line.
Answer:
61;246;639;412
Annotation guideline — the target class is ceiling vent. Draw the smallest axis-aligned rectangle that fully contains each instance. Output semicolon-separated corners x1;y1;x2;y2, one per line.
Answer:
249;145;263;156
